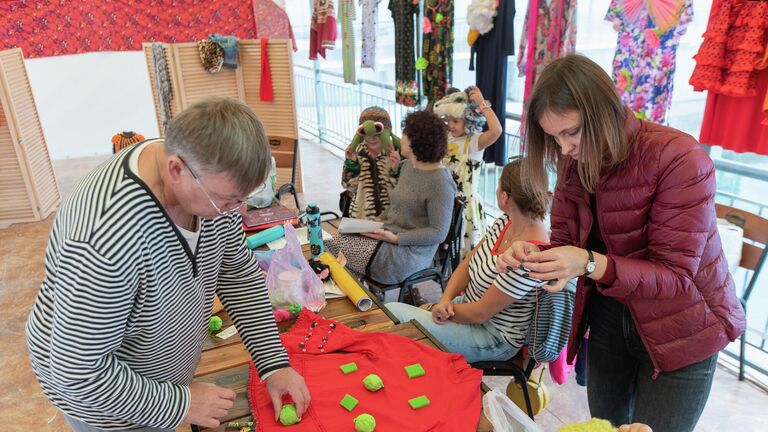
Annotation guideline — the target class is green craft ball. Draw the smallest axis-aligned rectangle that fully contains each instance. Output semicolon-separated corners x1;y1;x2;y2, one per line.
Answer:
279;404;301;426
435;13;444;23
209;316;223;333
287;303;302;316
354;413;376;432
362;374;384;391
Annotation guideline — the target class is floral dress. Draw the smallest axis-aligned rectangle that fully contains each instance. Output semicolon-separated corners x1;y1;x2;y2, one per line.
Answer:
607;0;693;124
443;134;486;257
517;0;577;100
422;0;454;106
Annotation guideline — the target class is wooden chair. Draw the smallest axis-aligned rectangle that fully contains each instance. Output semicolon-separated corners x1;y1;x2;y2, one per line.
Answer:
716;203;768;381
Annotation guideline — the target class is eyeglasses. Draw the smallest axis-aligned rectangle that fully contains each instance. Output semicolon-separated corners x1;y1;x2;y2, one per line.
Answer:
179;156;249;216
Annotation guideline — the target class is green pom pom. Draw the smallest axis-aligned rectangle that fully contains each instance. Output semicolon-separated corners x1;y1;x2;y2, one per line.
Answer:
362;374;384;391
415;57;429;71
287;303;302;316
435;13;444;23
279;404;301;426
354;413;376;432
209;316;223;333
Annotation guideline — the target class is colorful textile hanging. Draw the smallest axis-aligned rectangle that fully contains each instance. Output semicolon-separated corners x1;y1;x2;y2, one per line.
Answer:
517;0;578;103
0;0;258;58
252;0;298;52
606;0;693;124
340;0;357;83
309;0;338;60
422;0;455;106
390;0;419;106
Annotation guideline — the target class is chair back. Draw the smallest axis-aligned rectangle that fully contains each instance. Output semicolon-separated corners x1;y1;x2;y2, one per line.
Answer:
715;203;768;302
436;196;466;275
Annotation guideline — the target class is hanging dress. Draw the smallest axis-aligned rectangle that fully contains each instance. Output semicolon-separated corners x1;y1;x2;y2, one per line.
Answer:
606;0;694;124
422;0;455;106
443;134;487;257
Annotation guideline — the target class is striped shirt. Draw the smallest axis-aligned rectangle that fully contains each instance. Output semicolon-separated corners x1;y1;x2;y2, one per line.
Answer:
465;215;542;348
25;144;289;430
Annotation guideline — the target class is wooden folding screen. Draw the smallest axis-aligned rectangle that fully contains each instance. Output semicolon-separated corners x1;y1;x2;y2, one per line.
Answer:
0;48;60;225
142;39;302;192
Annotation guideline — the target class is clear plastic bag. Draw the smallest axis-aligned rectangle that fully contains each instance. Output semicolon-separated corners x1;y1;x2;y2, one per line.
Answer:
482;388;542;432
265;224;326;311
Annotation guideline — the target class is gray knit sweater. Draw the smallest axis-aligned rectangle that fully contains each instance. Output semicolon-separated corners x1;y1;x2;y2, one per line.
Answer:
369;161;456;284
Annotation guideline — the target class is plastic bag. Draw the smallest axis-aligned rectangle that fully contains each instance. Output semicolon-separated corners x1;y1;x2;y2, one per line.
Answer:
482;388;542;432
265;224;326;311
247;156;277;208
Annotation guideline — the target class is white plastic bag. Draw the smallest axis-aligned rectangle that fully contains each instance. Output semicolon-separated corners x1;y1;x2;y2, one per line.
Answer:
247;156;277;208
717;217;743;275
482;388;542;432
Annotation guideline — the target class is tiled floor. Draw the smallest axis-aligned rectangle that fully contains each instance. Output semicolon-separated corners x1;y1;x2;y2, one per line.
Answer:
1;137;766;431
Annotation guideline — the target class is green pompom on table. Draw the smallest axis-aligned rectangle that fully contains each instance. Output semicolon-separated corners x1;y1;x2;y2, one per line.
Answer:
208;316;223;333
354;413;376;432
362;374;384;391
279;404;301;426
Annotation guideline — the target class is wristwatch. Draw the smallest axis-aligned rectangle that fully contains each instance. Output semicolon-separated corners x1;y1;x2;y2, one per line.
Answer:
584;250;597;276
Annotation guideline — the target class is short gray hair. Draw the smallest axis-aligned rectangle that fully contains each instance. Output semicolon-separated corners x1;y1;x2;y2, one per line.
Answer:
165;97;271;195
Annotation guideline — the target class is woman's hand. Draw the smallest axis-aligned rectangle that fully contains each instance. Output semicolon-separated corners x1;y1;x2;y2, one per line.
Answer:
431;300;455;325
519;246;588;292
496;241;541;273
361;229;398;244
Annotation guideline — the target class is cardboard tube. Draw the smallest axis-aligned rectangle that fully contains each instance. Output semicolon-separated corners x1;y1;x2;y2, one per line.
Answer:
319;252;372;311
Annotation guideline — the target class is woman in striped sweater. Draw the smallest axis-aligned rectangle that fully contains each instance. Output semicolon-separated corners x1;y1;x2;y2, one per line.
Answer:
386;159;550;363
26;97;309;431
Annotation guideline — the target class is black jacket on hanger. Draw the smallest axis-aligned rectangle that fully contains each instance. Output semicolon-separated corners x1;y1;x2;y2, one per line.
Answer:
470;0;516;166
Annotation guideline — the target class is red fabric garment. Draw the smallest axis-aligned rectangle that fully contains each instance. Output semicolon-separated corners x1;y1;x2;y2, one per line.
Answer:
248;310;483;431
252;0;298;52
547;113;745;373
689;0;768;97
0;0;257;58
259;38;274;102
699;67;768;155
309;0;338;60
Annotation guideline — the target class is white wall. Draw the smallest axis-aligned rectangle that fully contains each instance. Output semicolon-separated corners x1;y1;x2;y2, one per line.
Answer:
25;51;160;160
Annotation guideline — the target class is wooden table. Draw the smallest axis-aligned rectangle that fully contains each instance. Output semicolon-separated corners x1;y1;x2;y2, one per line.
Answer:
192;219;494;431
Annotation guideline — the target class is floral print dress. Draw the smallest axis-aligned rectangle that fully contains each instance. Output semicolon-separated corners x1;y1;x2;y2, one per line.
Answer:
443;134;486;258
607;0;693;124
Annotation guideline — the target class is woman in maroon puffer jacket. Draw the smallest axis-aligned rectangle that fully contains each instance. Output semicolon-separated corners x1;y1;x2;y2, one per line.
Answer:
498;55;745;432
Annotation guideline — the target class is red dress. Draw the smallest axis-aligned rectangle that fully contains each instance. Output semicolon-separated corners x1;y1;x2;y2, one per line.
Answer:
690;0;768;97
691;0;768;155
248;310;483;431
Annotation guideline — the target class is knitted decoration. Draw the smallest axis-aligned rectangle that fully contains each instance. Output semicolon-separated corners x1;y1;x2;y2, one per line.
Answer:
358;106;393;130
111;131;145;153
209;316;223;333
556;418;617;432
198;39;224;73
432;87;487;133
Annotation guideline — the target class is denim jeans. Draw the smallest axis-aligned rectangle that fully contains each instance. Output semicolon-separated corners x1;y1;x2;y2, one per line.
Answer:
63;412;174;432
587;294;717;432
386;300;519;363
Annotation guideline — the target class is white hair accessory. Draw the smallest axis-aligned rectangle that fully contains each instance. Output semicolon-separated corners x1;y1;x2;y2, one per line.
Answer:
467;0;499;35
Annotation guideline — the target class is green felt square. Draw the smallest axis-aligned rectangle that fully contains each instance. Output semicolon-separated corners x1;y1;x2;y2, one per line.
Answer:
404;363;425;379
340;393;359;411
408;395;430;409
339;362;358;374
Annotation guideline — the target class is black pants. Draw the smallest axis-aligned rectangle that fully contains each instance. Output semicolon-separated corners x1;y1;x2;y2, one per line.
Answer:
587;294;717;432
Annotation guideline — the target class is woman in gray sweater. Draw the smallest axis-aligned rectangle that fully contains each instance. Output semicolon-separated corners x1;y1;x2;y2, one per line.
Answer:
327;110;457;284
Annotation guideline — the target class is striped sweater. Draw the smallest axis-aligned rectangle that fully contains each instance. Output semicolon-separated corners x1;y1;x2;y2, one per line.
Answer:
25;146;289;430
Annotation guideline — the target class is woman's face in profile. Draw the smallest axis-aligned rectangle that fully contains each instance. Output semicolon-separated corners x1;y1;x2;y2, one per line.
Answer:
538;110;582;160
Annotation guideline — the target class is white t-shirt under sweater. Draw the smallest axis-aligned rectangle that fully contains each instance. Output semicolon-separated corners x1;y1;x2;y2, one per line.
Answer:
447;132;483;160
465;214;543;348
129;140;200;253
25;144;289;430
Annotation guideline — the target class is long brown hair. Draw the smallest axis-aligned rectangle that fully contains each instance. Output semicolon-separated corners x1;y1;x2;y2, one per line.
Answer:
523;55;630;198
500;158;551;221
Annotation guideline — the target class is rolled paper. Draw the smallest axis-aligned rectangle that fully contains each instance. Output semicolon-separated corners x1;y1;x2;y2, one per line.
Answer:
319;253;373;311
246;224;285;249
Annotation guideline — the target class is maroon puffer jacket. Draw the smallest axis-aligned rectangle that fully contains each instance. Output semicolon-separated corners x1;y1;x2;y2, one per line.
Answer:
550;115;745;373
